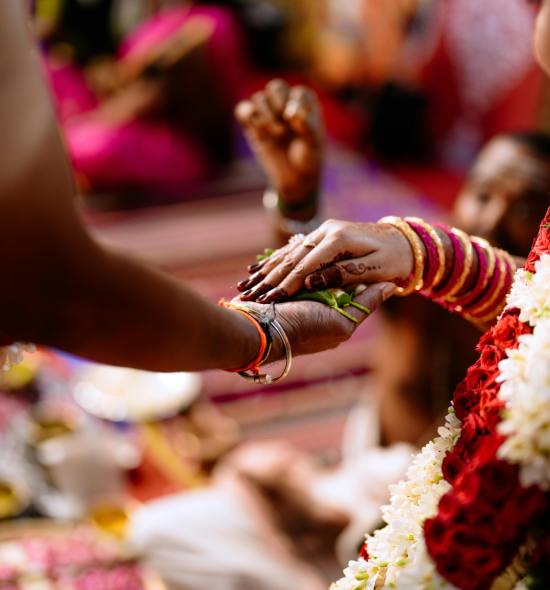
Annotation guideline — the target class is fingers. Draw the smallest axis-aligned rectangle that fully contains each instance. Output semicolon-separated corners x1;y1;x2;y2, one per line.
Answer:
265;78;289;116
304;252;390;291
254;237;346;304
283;86;322;144
235;80;322;147
240;233;324;301
345;282;397;325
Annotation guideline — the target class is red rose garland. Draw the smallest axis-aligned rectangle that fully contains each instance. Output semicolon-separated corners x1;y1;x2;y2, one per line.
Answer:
424;211;550;590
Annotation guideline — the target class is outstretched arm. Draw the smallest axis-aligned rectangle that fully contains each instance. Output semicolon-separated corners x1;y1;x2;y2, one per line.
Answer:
0;3;391;372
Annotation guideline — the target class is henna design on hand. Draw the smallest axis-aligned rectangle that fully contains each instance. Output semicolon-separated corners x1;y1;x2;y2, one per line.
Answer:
318;251;355;270
341;263;382;276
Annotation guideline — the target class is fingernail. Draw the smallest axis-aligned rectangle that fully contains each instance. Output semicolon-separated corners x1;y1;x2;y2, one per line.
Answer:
237;279;250;291
248;263;261;273
382;283;397;300
244;272;265;290
306;273;326;291
259;288;286;303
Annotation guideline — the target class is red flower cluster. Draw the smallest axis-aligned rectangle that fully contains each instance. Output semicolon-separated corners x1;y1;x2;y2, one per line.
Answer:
525;207;550;273
424;289;548;588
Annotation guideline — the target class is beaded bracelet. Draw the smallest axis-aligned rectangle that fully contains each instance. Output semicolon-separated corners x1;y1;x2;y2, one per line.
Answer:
405;217;446;290
379;216;425;295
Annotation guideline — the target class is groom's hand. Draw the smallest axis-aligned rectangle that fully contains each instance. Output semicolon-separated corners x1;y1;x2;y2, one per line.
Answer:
237;282;396;362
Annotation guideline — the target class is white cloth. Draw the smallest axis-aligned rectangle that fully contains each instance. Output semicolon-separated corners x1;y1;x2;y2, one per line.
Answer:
130;487;306;590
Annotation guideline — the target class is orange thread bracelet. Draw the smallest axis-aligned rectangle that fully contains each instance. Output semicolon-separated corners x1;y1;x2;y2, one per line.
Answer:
219;301;268;374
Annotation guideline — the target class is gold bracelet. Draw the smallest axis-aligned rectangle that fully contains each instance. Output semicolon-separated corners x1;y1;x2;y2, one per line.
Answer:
472;236;497;294
466;251;509;319
405;217;446;289
446;228;474;300
379;216;425;296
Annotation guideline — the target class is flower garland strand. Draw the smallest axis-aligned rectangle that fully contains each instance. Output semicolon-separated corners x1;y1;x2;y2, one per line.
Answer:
332;210;550;590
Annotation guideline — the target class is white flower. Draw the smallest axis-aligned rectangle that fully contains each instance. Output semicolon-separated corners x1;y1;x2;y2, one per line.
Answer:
507;255;550;326
332;412;460;589
498;269;550;489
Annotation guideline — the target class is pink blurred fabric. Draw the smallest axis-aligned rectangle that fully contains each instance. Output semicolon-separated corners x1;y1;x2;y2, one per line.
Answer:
50;5;248;195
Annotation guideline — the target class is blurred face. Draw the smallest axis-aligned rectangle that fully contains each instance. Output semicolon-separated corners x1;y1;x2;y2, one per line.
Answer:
453;138;550;256
534;0;550;75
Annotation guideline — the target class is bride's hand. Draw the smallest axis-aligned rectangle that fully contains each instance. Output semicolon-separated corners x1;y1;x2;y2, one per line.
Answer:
237;219;413;303
237;281;396;360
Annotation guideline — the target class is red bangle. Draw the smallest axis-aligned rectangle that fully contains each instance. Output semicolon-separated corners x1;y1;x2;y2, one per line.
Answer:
219;301;268;374
430;224;465;298
450;238;494;309
467;251;514;320
406;220;440;289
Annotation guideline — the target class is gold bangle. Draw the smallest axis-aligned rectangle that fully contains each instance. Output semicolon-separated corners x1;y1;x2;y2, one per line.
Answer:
472;236;497;294
467;251;509;318
379;216;424;296
405;217;446;289
446;228;474;300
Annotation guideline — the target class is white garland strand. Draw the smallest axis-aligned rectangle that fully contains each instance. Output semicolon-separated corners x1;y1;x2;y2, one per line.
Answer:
331;411;461;590
497;254;550;490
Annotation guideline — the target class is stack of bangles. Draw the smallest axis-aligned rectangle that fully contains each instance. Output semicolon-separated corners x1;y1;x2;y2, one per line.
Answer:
379;216;516;324
218;300;292;384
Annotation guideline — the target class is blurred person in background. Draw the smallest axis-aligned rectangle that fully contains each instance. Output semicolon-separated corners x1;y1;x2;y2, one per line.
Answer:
39;0;251;199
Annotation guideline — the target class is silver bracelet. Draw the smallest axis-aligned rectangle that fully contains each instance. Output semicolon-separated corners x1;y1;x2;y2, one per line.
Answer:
237;308;293;385
263;188;322;235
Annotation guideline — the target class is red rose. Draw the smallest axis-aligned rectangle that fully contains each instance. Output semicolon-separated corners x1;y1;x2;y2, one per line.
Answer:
454;413;487;459
492;314;531;351
471;435;502;468
424;516;453;555
359;542;369;560
465;366;495;394
442;451;466;484
460;545;503;578
478;460;518;504
477;328;496;350
454;470;481;506
502;486;546;526
479;345;505;372
438;491;464;520
453;381;479;421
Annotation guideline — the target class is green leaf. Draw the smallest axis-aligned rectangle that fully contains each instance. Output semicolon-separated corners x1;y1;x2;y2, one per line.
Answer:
293;289;338;307
256;248;275;262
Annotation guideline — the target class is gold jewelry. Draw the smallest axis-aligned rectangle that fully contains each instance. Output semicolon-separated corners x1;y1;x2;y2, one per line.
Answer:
379;216;425;296
472;236;496;293
446;227;474;300
405;217;446;289
466;251;508;319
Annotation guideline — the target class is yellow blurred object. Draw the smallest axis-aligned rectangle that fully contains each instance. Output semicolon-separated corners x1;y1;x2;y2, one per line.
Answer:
0;352;40;390
0;481;24;519
88;501;132;540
